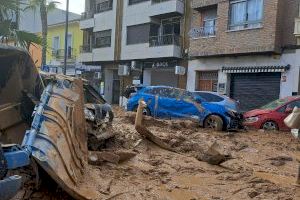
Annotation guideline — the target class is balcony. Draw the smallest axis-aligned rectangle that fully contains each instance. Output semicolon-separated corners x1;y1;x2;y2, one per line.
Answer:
52;48;76;61
80;45;92;53
81;10;94;20
150;0;184;17
80;11;95;29
95;0;113;14
189;24;216;39
149;34;181;47
121;34;182;60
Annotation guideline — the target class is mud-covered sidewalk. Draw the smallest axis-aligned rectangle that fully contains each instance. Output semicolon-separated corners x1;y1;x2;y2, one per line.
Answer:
14;108;300;200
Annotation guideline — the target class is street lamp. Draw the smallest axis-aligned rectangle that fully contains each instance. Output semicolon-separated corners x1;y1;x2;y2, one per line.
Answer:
63;0;69;75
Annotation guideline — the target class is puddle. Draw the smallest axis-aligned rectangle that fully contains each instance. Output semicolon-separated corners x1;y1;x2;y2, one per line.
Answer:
255;172;296;186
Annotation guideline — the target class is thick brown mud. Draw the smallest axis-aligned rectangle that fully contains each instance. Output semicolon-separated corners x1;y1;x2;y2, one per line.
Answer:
13;108;300;200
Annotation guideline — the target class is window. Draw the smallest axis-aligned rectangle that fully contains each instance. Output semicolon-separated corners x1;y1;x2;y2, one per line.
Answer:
128;0;149;5
67;34;72;58
96;0;113;13
149;17;181;46
229;0;263;30
202;8;217;36
145;87;180;98
52;36;60;51
196;71;218;92
94;30;112;48
127;24;150;45
278;100;300;113
196;92;224;102
287;100;300;109
182;91;196;102
161;17;181;36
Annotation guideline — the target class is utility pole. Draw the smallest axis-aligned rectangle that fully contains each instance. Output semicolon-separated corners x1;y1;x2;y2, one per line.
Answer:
63;0;70;75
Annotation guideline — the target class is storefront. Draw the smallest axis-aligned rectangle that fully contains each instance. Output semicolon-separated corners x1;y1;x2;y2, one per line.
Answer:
187;50;300;112
222;66;289;112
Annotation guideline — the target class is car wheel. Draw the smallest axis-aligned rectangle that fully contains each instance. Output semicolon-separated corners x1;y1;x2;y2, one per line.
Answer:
262;121;278;131
204;115;223;131
134;106;151;116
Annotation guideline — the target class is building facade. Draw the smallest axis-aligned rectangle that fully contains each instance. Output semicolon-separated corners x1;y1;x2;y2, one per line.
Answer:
47;19;83;74
187;0;300;112
80;0;191;104
17;1;85;71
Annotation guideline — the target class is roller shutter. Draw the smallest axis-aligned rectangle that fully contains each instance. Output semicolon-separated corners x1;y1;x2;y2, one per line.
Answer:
230;73;281;112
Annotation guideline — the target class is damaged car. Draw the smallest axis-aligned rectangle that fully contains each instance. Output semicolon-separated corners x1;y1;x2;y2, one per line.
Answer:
127;86;242;131
244;96;300;131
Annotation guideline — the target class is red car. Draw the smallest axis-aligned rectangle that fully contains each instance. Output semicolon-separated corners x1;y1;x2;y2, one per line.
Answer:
243;96;300;131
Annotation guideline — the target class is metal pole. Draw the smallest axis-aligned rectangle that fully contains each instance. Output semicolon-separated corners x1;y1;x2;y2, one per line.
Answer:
63;0;70;75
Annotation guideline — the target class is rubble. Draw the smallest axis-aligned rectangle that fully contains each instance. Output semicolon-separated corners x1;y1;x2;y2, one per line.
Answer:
12;107;300;200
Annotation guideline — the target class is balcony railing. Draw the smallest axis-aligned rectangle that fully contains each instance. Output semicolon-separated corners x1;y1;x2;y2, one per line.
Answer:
81;10;94;20
189;26;216;39
95;0;113;14
80;45;93;53
52;48;76;60
149;34;181;47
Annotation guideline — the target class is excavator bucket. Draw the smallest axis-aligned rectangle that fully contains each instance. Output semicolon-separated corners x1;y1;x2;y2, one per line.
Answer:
0;46;94;200
27;74;94;200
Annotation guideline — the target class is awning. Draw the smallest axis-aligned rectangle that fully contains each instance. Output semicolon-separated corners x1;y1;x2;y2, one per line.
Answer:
222;65;290;73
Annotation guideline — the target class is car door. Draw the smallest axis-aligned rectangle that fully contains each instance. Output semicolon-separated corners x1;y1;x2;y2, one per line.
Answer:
277;100;300;130
177;91;206;120
156;87;179;118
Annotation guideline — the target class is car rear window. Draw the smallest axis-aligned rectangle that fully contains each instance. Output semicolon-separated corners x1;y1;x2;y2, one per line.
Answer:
195;92;224;102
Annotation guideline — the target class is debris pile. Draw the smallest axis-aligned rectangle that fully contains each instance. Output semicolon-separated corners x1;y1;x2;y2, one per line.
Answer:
12;107;300;200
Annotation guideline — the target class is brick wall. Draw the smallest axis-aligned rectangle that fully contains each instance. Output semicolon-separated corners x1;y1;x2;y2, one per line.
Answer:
191;0;225;8
189;0;299;57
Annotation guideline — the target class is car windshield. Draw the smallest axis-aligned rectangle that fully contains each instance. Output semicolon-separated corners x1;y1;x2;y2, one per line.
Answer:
261;98;290;110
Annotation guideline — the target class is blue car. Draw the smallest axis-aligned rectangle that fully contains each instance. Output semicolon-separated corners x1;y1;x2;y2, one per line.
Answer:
126;86;242;131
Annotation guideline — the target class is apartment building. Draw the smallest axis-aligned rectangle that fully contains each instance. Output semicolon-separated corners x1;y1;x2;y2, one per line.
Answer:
188;0;300;112
46;17;83;75
80;0;191;104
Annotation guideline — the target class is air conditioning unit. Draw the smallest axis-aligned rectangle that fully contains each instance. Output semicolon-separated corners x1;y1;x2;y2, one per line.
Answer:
175;66;186;75
94;72;102;79
118;65;130;76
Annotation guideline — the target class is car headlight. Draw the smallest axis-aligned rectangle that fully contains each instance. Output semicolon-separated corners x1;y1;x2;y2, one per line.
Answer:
244;116;259;123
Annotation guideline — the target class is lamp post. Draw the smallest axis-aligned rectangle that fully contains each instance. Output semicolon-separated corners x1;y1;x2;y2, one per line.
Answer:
63;0;70;75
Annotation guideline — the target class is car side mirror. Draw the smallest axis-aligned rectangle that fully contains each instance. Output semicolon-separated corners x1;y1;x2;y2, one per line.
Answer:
285;107;293;113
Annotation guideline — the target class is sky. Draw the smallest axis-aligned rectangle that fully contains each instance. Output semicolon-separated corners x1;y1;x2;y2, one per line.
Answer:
55;0;85;14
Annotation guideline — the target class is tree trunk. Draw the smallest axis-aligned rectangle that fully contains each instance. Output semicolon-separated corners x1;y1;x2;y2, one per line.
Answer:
40;1;47;67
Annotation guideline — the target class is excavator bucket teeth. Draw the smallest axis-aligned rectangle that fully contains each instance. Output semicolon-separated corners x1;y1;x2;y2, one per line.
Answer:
29;76;93;200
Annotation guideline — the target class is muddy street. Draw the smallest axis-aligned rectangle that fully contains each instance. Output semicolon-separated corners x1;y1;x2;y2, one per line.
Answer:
13;108;300;200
